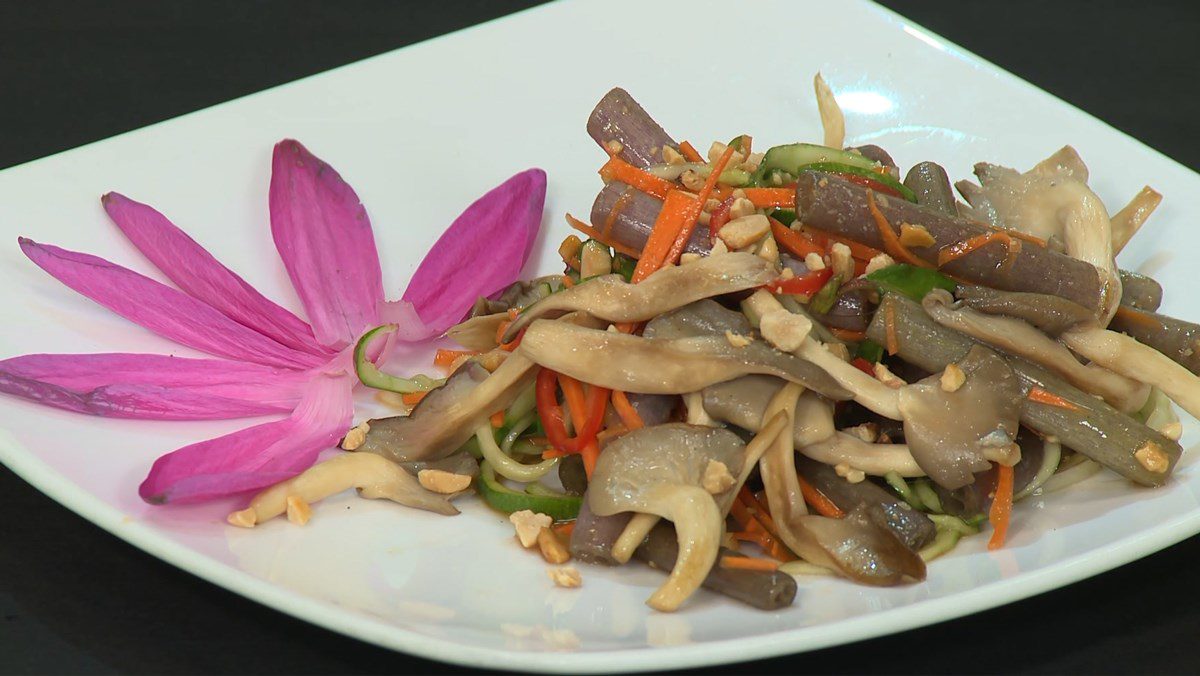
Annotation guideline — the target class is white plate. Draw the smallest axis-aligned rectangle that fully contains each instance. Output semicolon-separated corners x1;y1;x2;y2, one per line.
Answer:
2;0;1198;672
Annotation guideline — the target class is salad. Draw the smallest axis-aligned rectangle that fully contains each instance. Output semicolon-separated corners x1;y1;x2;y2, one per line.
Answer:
4;75;1193;614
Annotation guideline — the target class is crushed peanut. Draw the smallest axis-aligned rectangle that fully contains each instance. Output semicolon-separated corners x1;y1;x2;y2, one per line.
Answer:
227;508;257;528
1161;421;1183;441
662;145;685;165
940;363;966;392
834;463;866;484
757;234;780;263
845;423;878;443
829;242;854;280
724;330;752;348
707;141;745;166
804;252;826;271
710;239;729;256
823;341;851;361
475;349;509;372
874;362;906;389
341;421;371;451
286;495;312;525
701;459;736;494
1135;441;1170;473
865;252;897;275
760;310;812;352
899;223;937;248
547;566;582;588
717;214;771;250
510;510;553;548
728;197;757;220
679;252;702;265
537;527;572;564
739;152;765;173
779;267;796;280
983;443;1022;467
680;169;706;191
418;469;472;494
605;140;624;155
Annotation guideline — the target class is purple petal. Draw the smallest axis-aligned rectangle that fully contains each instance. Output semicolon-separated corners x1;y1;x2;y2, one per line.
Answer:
103;192;330;357
20;238;324;370
139;371;354;504
0;353;308;419
402;169;546;334
269;140;384;350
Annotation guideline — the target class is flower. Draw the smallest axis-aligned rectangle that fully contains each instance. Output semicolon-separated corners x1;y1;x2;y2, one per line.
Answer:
1;139;546;504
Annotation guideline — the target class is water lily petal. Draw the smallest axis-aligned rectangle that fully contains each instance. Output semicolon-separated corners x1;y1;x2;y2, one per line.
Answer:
402;169;546;333
102;192;330;357
139;370;354;503
0;353;308;419
20;238;324;370
270;140;384;350
376;299;439;342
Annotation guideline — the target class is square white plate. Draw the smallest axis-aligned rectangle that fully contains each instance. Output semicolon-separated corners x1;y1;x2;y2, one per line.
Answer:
2;0;1199;672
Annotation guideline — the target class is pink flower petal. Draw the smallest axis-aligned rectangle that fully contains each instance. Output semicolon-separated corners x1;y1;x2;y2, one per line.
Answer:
0;353;307;419
269;140;384;350
20;238;324;370
402;169;546;334
102;192;330;357
139;370;354;503
376;299;439;342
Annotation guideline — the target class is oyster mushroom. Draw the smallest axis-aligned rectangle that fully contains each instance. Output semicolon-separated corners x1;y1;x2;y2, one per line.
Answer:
702;375;837;447
501;253;775;342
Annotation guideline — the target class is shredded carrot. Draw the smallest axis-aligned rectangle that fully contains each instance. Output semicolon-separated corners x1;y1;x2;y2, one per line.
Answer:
1003;228;1047;247
401;391;428;406
599;155;676;200
580;440;600;477
742;187;795;209
866;190;931;268
596;424;629;444
1114;304;1162;330
611;390;645;430
434;349;476;368
884;302;899;356
806;228;882;262
553;521;576;538
558;374;589;431
565;213;641;258
664;144;738;265
739;489;783;539
732;492;796;562
602;187;636;239
829;327;867;342
630;190;694;282
678;141;703;163
769;218;825;259
1027;386;1080;411
720;555;780;572
541;447;569;459
490;410;506;428
560;274;575;289
988;463;1015;550
936;231;1017;268
496;309;522;351
796;474;845;518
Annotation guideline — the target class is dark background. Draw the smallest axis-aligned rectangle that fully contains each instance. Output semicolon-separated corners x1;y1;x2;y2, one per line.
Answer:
2;1;1198;674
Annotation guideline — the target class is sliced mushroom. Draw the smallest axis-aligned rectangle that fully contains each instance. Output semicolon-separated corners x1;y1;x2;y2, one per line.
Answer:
702;375;837;447
897;344;1023;489
355;356;537;463
800;432;923;477
229;452;458;527
955;285;1094;337
587;424;748;611
642;298;750;340
1108;304;1200;376
814;72;845;149
516;319;851;399
1111;186;1162;254
501;253;774;342
447;312;509;351
792;504;927;585
925;289;1149;412
398;452;480;478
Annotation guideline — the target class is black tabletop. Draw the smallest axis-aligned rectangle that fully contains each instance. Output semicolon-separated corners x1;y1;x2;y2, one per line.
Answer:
2;1;1199;674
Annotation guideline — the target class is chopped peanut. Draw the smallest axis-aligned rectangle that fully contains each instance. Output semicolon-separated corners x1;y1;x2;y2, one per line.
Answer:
740;152;764;173
717;214;771;250
418;469;472;494
227;508;257;528
1135;441;1170;473
865;252;896;275
940;363;966;392
702;459;736;494
605;140;624;155
724;330;752;348
680;169;706;191
874;362;906;389
710;239;730;256
779;267;796;280
834;463;866;484
804;252;826;271
286;495;312;525
899;223;937;248
760;310;812;352
679;252;702;265
984;443;1022;467
830;242;854;280
707;141;745;166
510;510;553;548
547;566;582;588
757;234;780;264
663;145;685;165
341;421;371;451
728;197;757;220
1161;421;1183;441
823;342;851;362
845;423;878;443
537;527;572;564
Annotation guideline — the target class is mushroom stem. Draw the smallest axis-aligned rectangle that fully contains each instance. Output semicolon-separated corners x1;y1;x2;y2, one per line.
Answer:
642;484;723;612
611;512;660;564
1061;326;1200;421
759;383;809;532
801;433;924;477
1111;186;1162;254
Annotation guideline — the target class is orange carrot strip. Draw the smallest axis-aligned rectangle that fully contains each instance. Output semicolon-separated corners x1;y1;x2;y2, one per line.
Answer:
490;410;506;428
565;213;641;258
742;187;795;209
770;218;825;259
806;227;882;262
866;190;932;268
829;327;867;342
560;274;575;289
1114;304;1162;330
1027;386;1080;411
611;390;645;430
936;231;1016;268
596;424;629;445
631;190;694;282
580;440;600;477
601;188;636;239
558;374;589;431
664;144;738;265
678;141;703;163
1001;228;1047;247
796;474;845;518
401;391;428;406
599;156;676;200
720;555;780;572
553;521;576;537
988;463;1015;550
884;302;899;356
434;349;476;368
